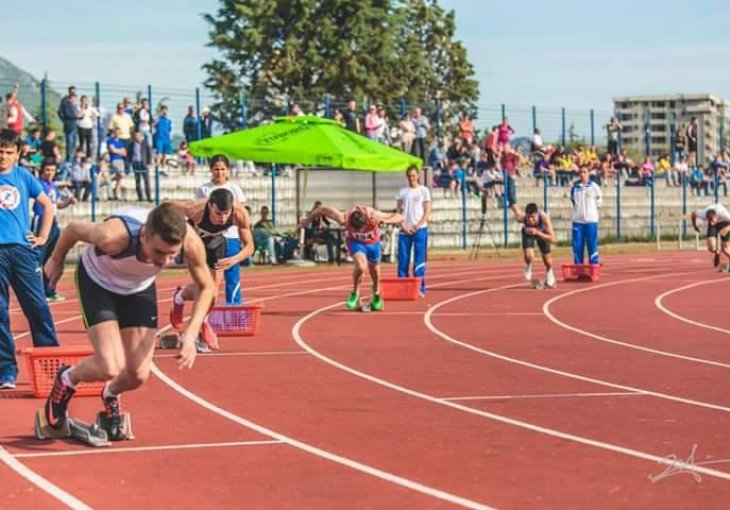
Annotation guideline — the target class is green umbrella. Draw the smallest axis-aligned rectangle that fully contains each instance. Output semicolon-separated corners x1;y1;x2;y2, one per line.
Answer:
189;115;423;171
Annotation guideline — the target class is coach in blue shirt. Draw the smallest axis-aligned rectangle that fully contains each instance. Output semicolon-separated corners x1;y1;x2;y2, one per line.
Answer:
0;129;59;389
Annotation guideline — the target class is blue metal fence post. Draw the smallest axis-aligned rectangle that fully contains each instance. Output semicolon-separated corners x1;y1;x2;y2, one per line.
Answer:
543;170;548;212
616;172;622;239
644;110;650;156
682;172;687;238
502;169;509;247
435;96;442;144
95;82;101;159
590;109;595;147
240;90;247;129
400;98;406;118
195;87;202;141
531;105;537;133
669;116;677;164
650;170;655;238
271;164;277;226
324;94;330;118
715;168;720;204
561;107;566;147
148;84;159;204
40;76;47;134
90;164;97;222
461;176;467;250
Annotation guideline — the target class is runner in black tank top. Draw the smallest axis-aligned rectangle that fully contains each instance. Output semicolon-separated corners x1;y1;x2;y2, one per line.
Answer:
511;202;557;288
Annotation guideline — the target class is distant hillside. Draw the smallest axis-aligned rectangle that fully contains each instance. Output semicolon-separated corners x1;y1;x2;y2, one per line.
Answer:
0;56;62;122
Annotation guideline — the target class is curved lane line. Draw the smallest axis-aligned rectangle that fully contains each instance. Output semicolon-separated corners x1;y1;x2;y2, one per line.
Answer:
655;279;730;334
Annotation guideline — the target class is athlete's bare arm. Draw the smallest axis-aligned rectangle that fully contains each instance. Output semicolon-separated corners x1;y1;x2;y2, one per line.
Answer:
299;205;345;227
215;205;255;271
510;203;525;222
178;225;216;369
538;213;556;244
44;218;131;287
371;208;404;225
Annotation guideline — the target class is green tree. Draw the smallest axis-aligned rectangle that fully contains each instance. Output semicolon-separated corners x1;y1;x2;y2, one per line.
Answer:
203;0;478;132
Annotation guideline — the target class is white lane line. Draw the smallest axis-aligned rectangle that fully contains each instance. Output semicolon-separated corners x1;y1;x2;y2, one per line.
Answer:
154;350;307;359
426;280;730;414
442;391;644;401
150;364;493;510
542;272;730;370
13;440;284;459
294;299;730;482
655;279;730;334
0;446;93;510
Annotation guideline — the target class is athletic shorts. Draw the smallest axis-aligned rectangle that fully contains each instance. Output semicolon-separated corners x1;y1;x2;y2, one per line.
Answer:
155;140;172;156
204;235;227;269
347;239;382;264
707;221;730;238
522;228;551;254
76;259;157;329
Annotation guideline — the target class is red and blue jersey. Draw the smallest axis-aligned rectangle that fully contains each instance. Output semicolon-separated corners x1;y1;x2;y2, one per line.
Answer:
345;205;380;245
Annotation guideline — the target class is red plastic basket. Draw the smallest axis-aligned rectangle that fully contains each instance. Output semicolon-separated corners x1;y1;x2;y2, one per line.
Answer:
380;277;420;301
561;264;601;282
23;347;104;398
208;304;263;337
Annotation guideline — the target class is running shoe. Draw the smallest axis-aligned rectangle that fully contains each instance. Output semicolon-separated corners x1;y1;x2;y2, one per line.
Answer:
200;320;219;350
545;269;557;289
44;365;75;429
523;263;532;282
195;339;212;354
346;292;359;310
101;388;126;441
46;292;65;302
0;372;16;389
371;294;384;312
170;287;185;331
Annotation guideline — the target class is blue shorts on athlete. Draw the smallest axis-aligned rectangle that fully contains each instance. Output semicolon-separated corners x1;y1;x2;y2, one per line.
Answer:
347;239;381;264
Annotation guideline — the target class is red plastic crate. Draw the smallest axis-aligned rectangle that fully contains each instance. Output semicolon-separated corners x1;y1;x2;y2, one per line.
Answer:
208;304;263;337
561;263;601;282
380;277;420;301
23;347;104;398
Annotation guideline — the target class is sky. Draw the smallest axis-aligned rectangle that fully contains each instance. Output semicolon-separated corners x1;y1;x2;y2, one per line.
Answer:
3;0;730;116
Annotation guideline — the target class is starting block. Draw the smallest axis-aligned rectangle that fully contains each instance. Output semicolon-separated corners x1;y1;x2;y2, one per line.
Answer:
34;409;110;447
96;411;134;442
157;332;181;349
359;299;371;313
561;264;601;282
531;279;545;290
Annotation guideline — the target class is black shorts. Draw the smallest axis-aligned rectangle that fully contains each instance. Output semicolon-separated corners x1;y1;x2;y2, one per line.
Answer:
688;139;698;153
522;228;551;254
76;260;158;329
707;221;730;238
203;235;227;269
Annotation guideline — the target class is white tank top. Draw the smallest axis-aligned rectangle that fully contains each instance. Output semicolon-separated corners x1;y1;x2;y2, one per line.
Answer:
80;207;161;295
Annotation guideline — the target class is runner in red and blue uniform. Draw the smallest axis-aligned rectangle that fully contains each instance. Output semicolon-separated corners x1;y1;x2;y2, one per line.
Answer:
299;204;403;311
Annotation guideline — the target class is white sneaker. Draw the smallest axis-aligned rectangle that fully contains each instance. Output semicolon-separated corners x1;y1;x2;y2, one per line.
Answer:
545;269;557;288
523;263;532;282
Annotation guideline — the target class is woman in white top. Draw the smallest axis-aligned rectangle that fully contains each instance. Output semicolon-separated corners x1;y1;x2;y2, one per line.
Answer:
396;165;431;296
77;96;94;157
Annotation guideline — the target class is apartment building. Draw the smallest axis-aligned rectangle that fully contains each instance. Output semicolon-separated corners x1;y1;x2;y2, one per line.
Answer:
612;94;728;162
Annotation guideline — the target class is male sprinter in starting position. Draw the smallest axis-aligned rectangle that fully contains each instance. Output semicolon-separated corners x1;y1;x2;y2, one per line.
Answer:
511;202;557;288
299;204;403;311
691;203;730;269
41;203;216;440
170;188;253;350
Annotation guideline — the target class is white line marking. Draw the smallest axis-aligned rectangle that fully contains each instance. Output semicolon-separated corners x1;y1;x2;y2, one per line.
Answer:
655;279;730;335
150;364;493;510
13;440;283;459
426;280;730;414
0;446;93;510
294;299;730;482
154;350;307;359
442;391;644;401
543;272;730;370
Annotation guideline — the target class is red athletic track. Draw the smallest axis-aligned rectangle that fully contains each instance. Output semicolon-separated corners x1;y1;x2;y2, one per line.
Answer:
1;252;729;509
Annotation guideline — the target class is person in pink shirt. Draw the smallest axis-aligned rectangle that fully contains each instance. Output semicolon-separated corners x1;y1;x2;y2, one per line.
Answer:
497;117;515;153
640;156;654;187
364;104;381;140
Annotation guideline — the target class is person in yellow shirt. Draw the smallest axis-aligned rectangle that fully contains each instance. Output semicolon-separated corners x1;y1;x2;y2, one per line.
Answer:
655;154;674;186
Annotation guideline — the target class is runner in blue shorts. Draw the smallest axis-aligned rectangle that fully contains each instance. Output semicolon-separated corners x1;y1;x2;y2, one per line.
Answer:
300;204;403;311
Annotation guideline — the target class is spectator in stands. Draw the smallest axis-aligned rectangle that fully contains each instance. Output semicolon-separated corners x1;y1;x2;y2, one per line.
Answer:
399;113;415;154
458;111;474;145
570;165;603;265
60;92;82;161
691;165;710;196
90;96;105;157
34;159;77;302
343;100;360;134
106;127;127;200
201;107;214;138
396;165;431;297
40;129;61;163
364;104;381;140
710;153;729;197
687;117;699;166
640;156;654;187
605;116;623;156
6;85;32;137
154;105;173;167
497;117;515;154
0;97;6;129
183;105;199;142
674;155;690;187
376;106;389;144
128;131;153;202
108;103;134;173
484;125;498;167
69;149;91;202
304;200;337;263
674;124;686;162
446;138;464;161
134;98;154;148
178;141;195;176
77;96;94;158
253;206;278;265
411;106;429;161
91;156;111;201
656;154;673;186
